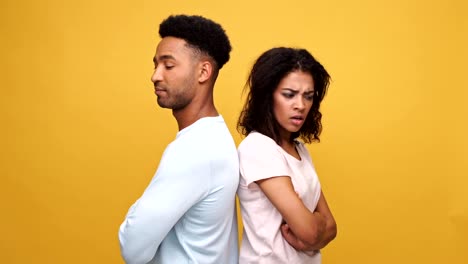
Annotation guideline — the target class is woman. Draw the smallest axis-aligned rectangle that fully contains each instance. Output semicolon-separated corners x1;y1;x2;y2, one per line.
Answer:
237;47;337;263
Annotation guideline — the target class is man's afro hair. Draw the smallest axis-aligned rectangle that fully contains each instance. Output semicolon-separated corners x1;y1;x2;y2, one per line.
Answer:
159;15;231;69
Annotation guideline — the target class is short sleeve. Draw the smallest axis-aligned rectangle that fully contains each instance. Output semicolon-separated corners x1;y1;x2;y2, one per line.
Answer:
238;133;292;187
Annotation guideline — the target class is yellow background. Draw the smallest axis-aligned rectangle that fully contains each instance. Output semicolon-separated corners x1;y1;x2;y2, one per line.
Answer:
1;0;467;263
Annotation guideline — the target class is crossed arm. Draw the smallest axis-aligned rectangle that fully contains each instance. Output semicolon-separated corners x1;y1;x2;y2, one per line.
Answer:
256;176;337;251
119;162;206;264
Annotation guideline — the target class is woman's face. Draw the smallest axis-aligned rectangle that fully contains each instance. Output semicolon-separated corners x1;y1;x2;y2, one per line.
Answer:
273;70;315;140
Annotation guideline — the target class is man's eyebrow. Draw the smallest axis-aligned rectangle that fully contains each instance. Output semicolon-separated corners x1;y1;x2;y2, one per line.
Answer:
153;55;176;63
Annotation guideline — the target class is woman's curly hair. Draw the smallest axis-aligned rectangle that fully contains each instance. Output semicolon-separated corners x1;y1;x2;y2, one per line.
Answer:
238;47;331;144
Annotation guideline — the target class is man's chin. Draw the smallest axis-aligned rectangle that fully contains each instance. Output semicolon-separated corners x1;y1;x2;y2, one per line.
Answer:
156;99;171;109
156;98;187;111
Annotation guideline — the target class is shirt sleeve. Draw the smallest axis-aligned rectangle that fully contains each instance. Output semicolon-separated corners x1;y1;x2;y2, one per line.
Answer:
238;133;292;187
118;145;209;264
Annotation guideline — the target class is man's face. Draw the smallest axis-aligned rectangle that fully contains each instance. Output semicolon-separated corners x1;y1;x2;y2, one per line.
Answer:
151;37;199;110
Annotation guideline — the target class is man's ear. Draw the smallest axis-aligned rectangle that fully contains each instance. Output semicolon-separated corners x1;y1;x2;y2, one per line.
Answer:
198;60;213;83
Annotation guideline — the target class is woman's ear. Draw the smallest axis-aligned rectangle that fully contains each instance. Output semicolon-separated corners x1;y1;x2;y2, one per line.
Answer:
198;60;213;83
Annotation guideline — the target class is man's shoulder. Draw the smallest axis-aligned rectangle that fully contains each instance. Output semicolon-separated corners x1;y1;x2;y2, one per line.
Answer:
168;125;236;160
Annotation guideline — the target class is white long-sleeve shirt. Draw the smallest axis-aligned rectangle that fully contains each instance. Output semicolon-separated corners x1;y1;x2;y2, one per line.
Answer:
119;116;239;264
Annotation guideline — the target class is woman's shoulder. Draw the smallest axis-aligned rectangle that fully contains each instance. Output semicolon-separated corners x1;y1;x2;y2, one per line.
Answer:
294;139;307;150
238;131;281;154
239;131;276;148
294;140;314;163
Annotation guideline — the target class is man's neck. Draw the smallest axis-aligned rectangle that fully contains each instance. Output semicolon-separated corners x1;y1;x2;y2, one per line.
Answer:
173;99;218;131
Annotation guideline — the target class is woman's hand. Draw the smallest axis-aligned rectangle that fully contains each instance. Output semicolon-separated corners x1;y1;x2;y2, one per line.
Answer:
280;191;337;251
281;223;316;251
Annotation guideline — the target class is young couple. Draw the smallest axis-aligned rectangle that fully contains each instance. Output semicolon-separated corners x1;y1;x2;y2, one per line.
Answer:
119;14;337;264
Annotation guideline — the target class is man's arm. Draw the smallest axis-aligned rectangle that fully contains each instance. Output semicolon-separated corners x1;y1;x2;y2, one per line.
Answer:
118;155;207;264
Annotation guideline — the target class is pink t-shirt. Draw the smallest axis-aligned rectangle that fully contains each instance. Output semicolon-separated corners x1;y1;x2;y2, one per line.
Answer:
237;132;322;264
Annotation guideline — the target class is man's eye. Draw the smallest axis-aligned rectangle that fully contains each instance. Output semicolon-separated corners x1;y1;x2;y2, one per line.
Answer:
165;65;174;69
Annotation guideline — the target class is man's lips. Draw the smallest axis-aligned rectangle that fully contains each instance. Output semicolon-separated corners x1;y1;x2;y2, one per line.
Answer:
154;87;166;96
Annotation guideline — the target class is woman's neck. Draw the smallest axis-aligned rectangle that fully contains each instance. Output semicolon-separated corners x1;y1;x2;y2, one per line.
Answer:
279;137;301;160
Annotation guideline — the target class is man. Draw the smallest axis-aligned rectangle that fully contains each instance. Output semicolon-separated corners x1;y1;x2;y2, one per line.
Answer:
119;15;239;264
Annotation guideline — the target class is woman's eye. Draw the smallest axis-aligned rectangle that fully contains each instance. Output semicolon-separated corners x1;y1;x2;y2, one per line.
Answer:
282;93;294;98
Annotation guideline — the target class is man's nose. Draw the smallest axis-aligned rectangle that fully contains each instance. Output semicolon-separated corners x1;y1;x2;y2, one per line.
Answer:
151;66;163;83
